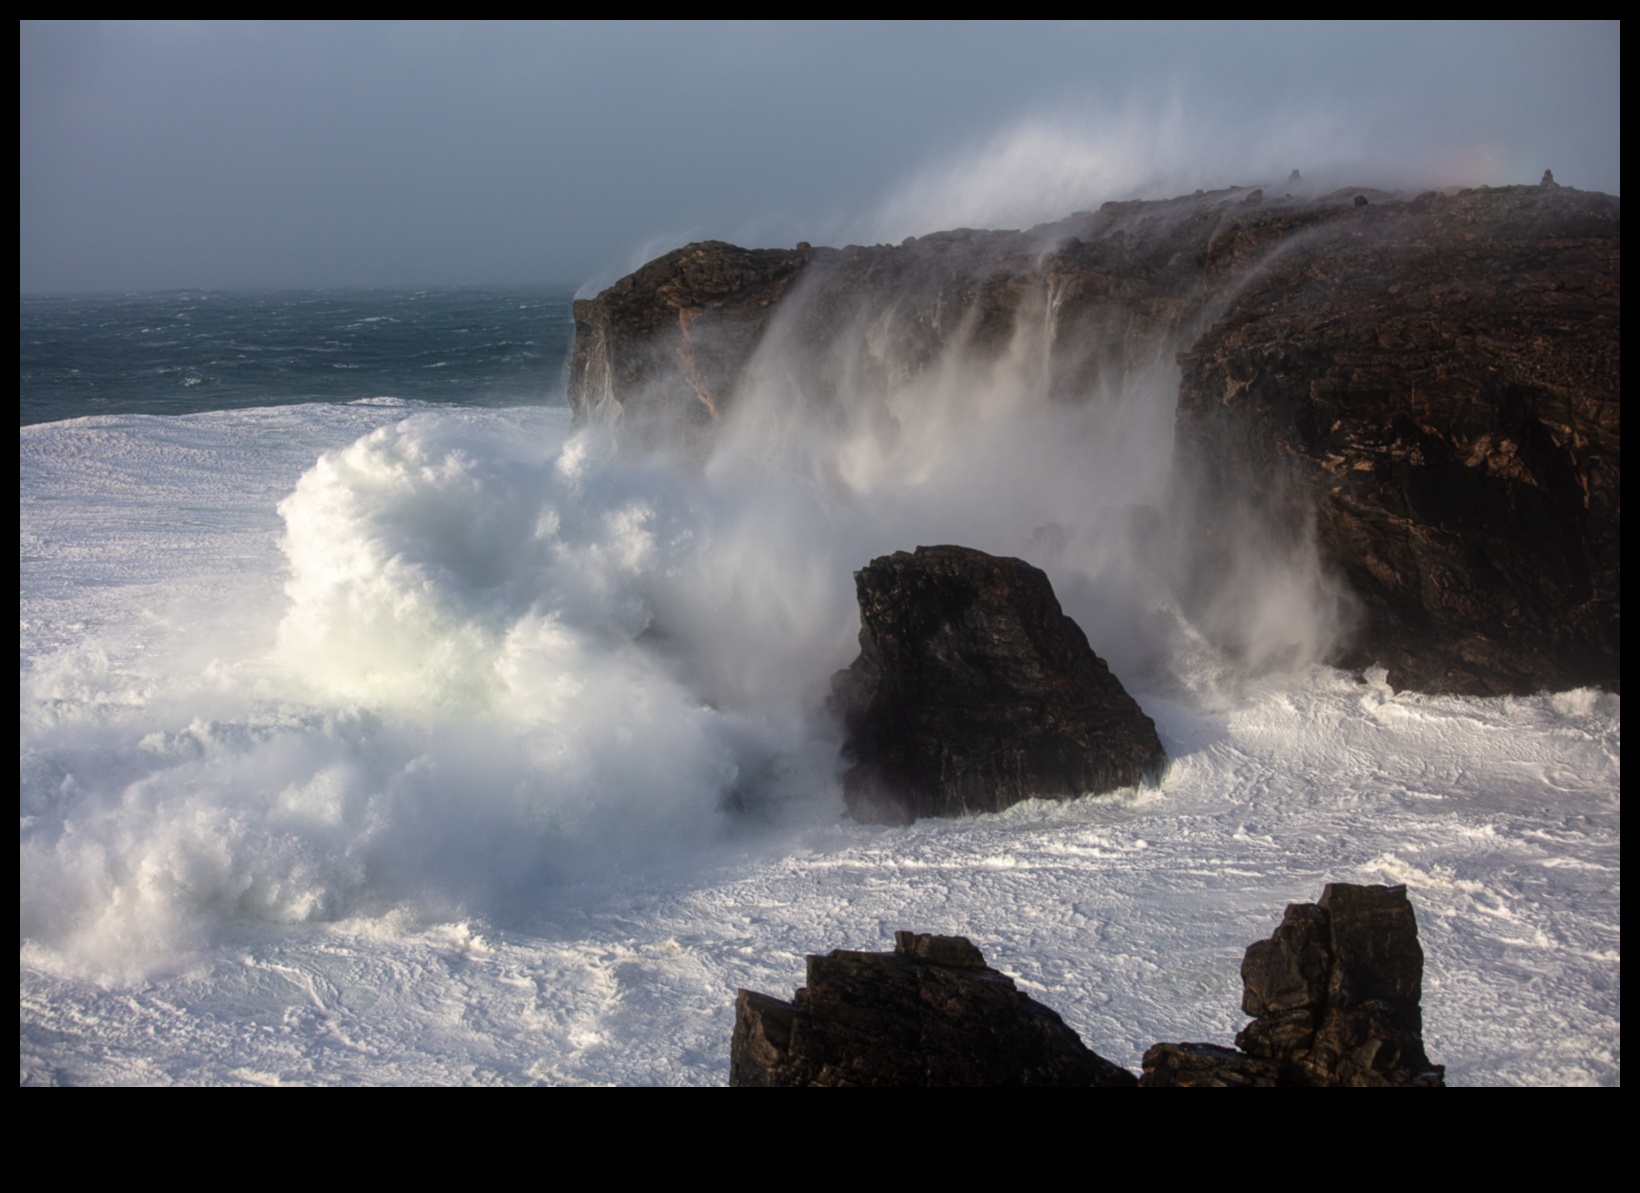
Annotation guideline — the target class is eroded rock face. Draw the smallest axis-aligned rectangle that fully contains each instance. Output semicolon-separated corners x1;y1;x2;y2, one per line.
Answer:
730;931;1137;1087
831;545;1165;824
568;191;1245;439
1175;186;1620;695
568;185;1620;696
568;241;813;453
1142;883;1445;1087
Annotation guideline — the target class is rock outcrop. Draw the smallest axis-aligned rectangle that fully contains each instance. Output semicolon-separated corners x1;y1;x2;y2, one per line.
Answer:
569;184;1620;696
1174;186;1620;695
1141;883;1445;1087
568;241;813;453
732;884;1442;1088
831;545;1164;824
730;931;1137;1087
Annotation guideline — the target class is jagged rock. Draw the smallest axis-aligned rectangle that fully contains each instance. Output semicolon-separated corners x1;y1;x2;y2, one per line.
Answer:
569;184;1620;696
1139;1042;1282;1087
831;545;1164;823
1143;883;1445;1087
735;886;1443;1088
730;931;1137;1087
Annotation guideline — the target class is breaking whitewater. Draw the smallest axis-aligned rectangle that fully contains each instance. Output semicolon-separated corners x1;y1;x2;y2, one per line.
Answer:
19;289;1619;1086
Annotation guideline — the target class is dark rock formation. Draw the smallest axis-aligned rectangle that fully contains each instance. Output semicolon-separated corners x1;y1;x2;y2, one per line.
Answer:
1141;883;1445;1087
831;545;1165;823
569;184;1620;696
730;931;1137;1087
733;885;1442;1088
570;197;1226;437
1138;1042;1283;1087
1174;185;1620;695
568;241;813;453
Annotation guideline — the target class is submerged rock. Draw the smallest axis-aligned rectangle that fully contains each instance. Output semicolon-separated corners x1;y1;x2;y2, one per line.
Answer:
730;931;1138;1087
1143;883;1445;1087
831;545;1164;824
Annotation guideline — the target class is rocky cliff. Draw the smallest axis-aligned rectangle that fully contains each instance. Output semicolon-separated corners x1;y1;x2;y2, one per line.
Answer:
569;242;814;452
569;182;1620;695
1175;185;1619;694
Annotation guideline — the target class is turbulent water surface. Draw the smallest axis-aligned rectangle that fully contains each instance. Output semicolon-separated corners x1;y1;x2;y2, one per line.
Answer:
19;289;1620;1085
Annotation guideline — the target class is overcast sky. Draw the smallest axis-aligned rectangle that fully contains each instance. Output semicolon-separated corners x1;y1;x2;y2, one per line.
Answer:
20;21;1621;293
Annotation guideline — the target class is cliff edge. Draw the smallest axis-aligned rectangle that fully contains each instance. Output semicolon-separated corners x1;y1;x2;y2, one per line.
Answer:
569;183;1620;695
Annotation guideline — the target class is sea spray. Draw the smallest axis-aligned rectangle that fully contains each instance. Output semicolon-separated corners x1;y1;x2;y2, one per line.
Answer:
22;238;1360;982
688;225;1352;695
22;408;808;976
18;384;1620;1084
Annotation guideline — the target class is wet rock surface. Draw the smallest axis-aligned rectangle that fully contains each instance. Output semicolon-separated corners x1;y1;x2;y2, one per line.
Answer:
1143;882;1445;1087
568;241;813;453
831;545;1164;824
733;884;1441;1088
570;185;1620;696
730;931;1138;1087
1175;186;1620;695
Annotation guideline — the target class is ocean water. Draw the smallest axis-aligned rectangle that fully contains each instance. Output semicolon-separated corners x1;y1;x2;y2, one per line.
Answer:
20;287;575;427
19;289;1621;1085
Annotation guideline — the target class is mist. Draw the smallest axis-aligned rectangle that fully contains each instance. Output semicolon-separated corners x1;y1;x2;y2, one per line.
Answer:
22;172;1376;985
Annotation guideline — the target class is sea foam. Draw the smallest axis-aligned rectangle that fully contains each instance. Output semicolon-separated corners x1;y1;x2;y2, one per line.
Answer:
18;398;1621;1084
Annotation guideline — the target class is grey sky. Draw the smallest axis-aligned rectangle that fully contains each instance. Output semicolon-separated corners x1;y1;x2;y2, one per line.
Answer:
20;21;1620;293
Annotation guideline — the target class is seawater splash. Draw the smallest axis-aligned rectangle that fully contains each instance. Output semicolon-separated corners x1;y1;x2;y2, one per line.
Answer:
21;230;1357;982
695;234;1350;695
23;170;1371;983
20;408;835;977
17;398;1622;1084
859;96;1508;248
276;416;666;711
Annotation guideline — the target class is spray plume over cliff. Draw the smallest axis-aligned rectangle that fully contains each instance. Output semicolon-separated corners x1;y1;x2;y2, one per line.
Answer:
571;178;1618;699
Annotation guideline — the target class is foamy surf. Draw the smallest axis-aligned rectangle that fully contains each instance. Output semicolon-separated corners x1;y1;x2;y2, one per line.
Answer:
19;401;1619;1084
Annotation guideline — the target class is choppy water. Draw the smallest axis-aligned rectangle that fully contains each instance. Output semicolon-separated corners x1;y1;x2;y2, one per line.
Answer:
20;286;576;426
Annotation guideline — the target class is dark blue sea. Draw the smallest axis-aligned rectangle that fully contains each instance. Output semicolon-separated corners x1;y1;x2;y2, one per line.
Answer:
19;285;577;426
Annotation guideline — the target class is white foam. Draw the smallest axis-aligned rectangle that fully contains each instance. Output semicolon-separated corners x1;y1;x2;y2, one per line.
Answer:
19;400;1621;1084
